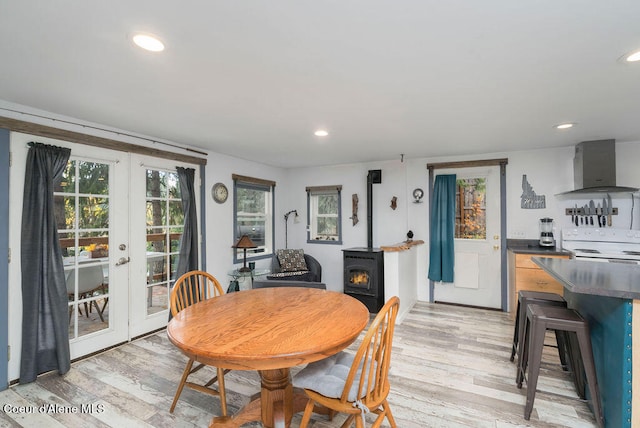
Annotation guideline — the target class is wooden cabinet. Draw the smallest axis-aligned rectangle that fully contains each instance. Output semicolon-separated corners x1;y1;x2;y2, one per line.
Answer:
508;251;570;315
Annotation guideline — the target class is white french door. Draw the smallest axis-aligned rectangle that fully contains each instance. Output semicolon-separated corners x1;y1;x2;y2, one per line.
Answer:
129;154;200;337
9;135;199;378
433;165;502;309
60;145;130;359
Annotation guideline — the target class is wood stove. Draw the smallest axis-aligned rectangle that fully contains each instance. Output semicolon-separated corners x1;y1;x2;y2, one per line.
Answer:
342;169;385;312
343;247;384;313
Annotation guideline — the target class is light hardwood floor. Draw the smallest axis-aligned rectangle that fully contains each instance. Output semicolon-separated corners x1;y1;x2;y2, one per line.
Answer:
0;302;598;427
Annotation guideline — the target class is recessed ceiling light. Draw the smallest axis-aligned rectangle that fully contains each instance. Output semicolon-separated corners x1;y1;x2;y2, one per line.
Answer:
132;33;165;52
626;50;640;62
314;130;329;137
555;123;575;130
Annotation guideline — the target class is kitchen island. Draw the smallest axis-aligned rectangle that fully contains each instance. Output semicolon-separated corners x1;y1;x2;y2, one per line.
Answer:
533;257;640;428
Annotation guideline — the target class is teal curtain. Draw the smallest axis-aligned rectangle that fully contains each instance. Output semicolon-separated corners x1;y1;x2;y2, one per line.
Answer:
428;174;456;282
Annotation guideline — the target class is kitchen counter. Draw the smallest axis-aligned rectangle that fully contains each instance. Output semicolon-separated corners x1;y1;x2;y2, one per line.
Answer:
507;239;572;256
533;257;640;300
532;256;639;428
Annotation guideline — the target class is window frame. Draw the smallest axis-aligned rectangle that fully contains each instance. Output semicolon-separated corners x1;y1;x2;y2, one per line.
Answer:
233;175;275;263
306;185;342;245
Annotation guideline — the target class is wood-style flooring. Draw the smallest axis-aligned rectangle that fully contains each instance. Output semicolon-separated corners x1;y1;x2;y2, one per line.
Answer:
0;302;599;427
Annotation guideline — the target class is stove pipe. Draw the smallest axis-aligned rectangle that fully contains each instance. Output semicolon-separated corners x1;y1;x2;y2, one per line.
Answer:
367;169;382;248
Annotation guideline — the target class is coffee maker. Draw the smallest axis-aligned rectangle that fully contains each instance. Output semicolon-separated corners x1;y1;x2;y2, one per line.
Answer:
539;217;555;247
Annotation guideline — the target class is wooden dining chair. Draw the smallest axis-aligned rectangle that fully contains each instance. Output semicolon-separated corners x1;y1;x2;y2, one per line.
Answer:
169;270;229;415
293;296;400;428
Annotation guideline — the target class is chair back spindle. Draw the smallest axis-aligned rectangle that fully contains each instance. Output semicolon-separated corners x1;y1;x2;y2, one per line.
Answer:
343;296;398;405
170;270;224;316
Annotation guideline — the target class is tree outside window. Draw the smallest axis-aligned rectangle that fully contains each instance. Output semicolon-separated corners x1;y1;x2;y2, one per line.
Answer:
307;186;342;244
455;178;486;240
233;175;275;261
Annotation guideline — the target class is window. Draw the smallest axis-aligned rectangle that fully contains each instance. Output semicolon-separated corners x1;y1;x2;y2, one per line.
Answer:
455;177;486;240
145;168;183;315
56;159;111;338
306;185;342;244
233;174;275;262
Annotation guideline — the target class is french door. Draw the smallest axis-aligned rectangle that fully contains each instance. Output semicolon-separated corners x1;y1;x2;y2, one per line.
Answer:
57;144;129;359
129;154;198;337
9;135;198;372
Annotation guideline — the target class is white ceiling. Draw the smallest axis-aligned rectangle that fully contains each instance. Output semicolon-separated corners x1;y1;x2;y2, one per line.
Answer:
1;1;639;168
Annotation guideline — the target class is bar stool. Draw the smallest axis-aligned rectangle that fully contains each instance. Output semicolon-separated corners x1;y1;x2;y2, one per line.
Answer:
510;291;568;368
517;304;604;428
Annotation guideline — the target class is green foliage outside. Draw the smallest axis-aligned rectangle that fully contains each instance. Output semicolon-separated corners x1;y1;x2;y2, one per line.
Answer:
456;178;486;240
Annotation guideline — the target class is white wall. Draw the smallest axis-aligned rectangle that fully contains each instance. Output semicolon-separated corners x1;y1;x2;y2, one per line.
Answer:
285;142;640;301
203;152;285;283
4;100;640;382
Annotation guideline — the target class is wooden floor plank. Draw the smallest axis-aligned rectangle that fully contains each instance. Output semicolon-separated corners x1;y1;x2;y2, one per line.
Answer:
0;302;599;427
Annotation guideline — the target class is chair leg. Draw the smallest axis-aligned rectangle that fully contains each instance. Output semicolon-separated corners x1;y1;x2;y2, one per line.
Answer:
567;332;586;399
91;300;105;322
576;329;605;428
524;322;545;420
510;299;521;362
299;399;315;428
217;367;227;417
170;358;195;413
516;316;530;388
554;330;568;370
382;399;397;428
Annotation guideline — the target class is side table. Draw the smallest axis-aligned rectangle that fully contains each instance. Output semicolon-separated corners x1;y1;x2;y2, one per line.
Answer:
227;268;270;292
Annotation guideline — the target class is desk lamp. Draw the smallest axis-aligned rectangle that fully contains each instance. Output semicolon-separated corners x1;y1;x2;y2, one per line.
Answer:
233;235;257;272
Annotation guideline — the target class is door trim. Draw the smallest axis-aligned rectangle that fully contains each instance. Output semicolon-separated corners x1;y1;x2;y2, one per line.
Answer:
427;158;509;311
0;116;207;165
0;128;9;390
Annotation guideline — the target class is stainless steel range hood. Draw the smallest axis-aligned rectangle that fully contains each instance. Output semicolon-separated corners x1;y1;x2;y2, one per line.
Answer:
557;139;638;195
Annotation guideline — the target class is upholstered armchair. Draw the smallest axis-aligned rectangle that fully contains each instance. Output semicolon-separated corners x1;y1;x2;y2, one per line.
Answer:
265;249;322;283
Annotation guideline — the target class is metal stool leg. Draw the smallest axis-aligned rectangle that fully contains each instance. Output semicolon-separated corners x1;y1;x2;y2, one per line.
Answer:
576;328;604;428
524;311;546;420
510;299;521;362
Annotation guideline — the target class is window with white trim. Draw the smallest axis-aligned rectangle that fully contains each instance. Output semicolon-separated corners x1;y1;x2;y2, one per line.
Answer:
307;185;342;244
233;174;275;262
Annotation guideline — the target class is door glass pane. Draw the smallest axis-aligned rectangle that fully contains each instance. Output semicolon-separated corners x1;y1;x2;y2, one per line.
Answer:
78;196;109;229
57;159;111;340
78;162;109;195
455;178;486;240
145;169;183;315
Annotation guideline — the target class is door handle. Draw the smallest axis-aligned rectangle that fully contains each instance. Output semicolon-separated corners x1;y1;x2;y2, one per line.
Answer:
115;257;130;266
493;245;500;250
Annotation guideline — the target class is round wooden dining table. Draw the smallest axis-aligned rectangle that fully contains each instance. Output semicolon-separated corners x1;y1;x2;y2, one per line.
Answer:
166;286;370;428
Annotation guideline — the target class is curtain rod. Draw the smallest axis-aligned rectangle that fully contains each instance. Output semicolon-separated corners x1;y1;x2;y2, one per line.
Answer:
0;107;208;156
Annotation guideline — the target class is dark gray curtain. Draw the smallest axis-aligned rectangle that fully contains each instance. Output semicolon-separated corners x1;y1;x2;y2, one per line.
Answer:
20;142;71;383
170;167;198;320
174;167;198;280
428;174;456;283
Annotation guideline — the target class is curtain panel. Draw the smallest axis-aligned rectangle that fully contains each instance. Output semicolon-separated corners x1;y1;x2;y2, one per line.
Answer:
20;142;71;383
428;174;456;283
170;167;198;321
174;167;198;280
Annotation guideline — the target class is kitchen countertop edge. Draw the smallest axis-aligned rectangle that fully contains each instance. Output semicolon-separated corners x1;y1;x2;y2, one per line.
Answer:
507;239;572;256
532;256;640;300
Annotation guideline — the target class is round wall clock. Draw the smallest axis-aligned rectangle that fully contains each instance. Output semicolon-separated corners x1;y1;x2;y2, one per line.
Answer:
212;182;229;203
412;188;424;203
